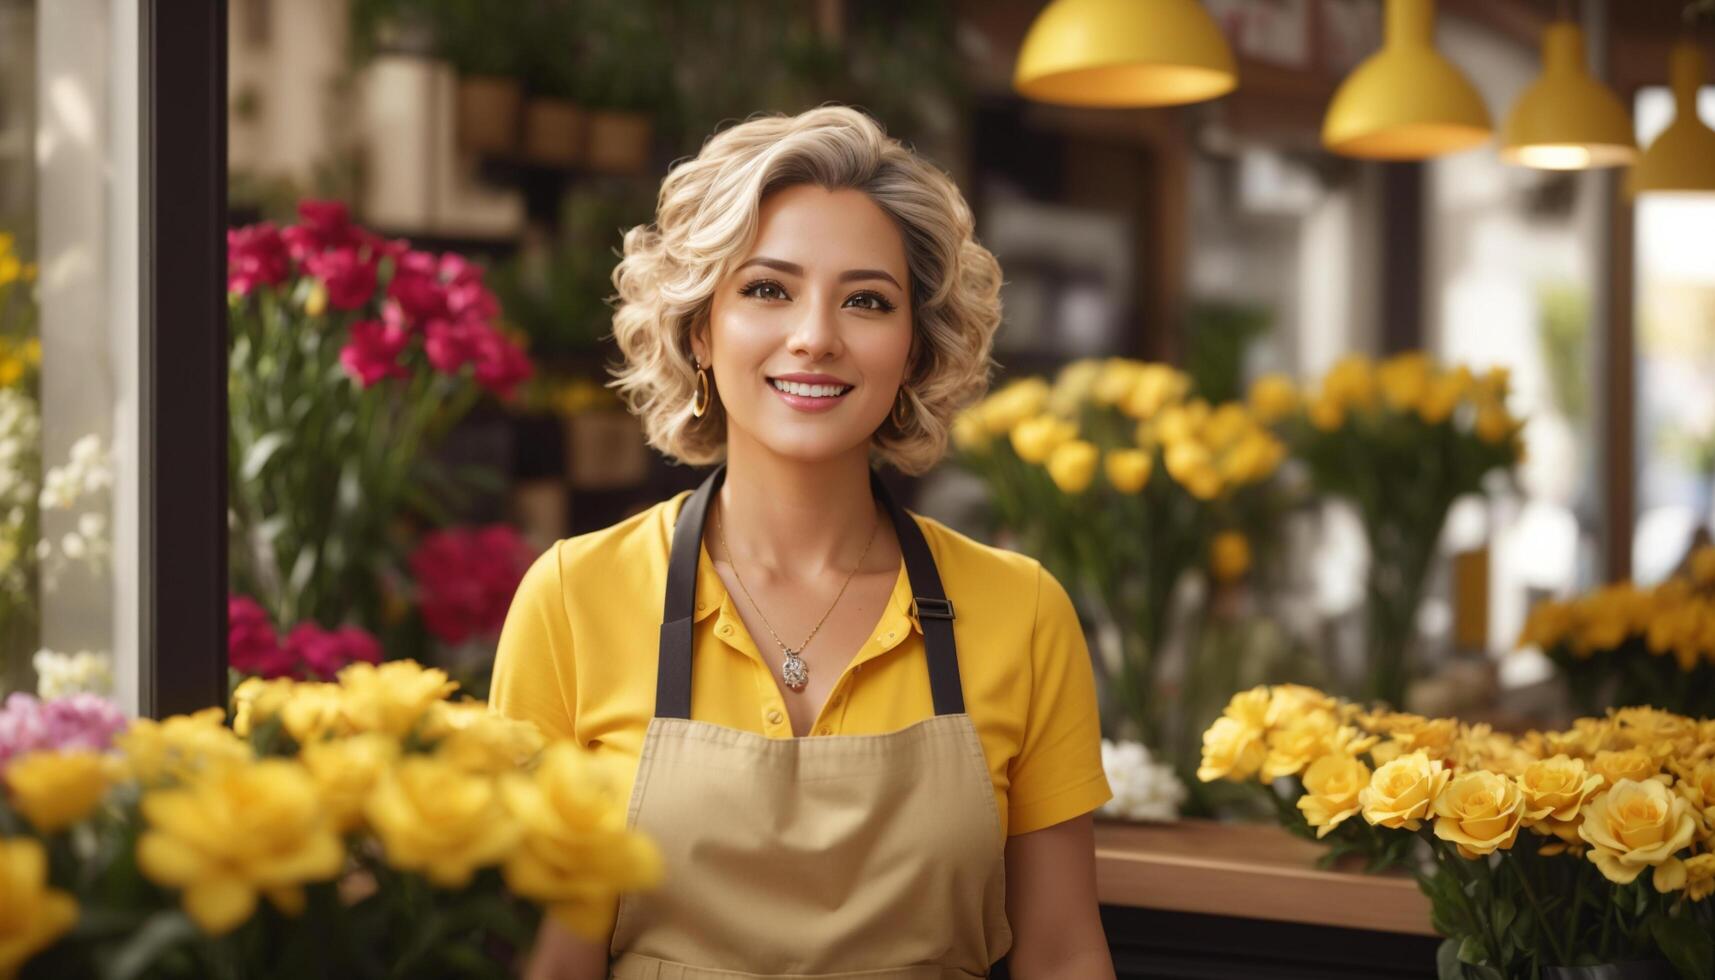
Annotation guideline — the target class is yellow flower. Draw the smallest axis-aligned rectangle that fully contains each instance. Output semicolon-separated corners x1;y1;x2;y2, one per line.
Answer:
3;751;112;833
1196;688;1270;783
501;744;663;939
1008;414;1076;465
1432;770;1526;859
1592;749;1663;788
230;676;297;738
1417;369;1469;424
1377;352;1433;412
1360;752;1451;831
1674;759;1715;833
279;683;353;744
0;837;78;976
1474;404;1514;444
337;661;459;738
1690;547;1715;589
298;733;400;834
1266;684;1341;725
1519;756;1605;843
1103;449;1152;494
117;708;254;785
1048;358;1103;416
1046;440;1099;494
1092;359;1145;406
1120;365;1189;419
1218;432;1284;485
1297;754;1371;839
1321;356;1377;410
0;360;21;387
1307;393;1345;432
1578;779;1698;890
365;756;520;889
136;759;344;935
1683;853;1715;901
1153;400;1209;447
1248;374;1299;425
303;282;328;317
951;410;989;452
428;703;547;774
980;378;1051;434
1209;531;1252;584
1163;441;1223;500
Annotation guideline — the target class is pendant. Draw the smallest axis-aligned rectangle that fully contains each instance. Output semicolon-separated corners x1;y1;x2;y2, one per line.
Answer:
781;649;809;691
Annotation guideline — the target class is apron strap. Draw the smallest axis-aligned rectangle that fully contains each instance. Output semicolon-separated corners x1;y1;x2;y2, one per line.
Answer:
657;463;965;719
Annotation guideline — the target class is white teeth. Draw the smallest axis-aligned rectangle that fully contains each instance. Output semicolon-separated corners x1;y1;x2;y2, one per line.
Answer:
771;379;851;398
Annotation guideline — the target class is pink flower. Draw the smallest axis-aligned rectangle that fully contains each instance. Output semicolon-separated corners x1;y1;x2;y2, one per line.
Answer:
282;199;361;259
227;223;292;295
340;319;412;387
0;692;128;768
387;251;450;323
472;328;534;400
304;246;378;311
409;525;534;645
424;318;484;375
228;595;296;679
283;623;383;681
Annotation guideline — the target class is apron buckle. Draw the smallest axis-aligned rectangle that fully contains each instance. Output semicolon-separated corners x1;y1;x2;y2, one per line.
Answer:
911;596;955;620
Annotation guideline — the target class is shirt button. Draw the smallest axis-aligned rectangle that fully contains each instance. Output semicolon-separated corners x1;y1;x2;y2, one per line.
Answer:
719;624;733;635
766;709;783;725
830;697;843;709
817;725;832;736
885;631;896;641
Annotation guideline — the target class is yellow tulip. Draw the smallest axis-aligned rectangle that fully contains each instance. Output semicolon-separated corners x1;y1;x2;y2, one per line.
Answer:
1377;352;1432;412
1046;440;1099;494
303;282;328;318
136;759;344;935
1247;374;1299;424
1474;403;1514;444
1121;365;1189;419
365;756;521;889
1048;358;1103;416
1103;449;1152;494
1209;531;1251;584
3;750;112;832
1009;414;1075;464
1321;355;1377;410
980;378;1051;434
0;838;78;976
1154;400;1209;447
950;409;989;452
1307;394;1345;432
1092;359;1145;406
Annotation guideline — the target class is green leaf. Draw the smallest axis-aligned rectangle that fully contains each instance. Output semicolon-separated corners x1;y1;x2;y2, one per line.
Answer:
1458;935;1490;966
1649;912;1715;980
100;909;201;980
240;431;289;482
1438;938;1466;980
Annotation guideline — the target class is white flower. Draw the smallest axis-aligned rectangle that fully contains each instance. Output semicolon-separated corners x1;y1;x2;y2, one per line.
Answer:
33;649;114;699
77;511;106;540
69;434;101;467
1099;738;1189;823
60;532;85;559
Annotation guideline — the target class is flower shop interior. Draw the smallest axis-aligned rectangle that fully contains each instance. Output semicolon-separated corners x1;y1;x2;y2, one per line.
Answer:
5;0;1715;977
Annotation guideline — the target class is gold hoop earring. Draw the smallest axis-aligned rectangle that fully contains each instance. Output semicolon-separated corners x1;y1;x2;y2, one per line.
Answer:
691;359;711;419
891;387;912;429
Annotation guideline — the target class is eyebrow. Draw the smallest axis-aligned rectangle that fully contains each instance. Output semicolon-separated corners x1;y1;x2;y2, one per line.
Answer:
736;256;903;291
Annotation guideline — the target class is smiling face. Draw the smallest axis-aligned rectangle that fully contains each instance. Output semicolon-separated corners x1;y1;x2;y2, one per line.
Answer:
692;184;915;467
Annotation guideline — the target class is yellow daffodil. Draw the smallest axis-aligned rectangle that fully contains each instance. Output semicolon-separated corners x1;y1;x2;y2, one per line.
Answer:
1008;414;1076;465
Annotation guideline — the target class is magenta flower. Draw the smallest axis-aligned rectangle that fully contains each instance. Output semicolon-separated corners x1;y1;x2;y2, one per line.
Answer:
227;222;292;295
304;246;378;311
340;319;412;387
228;595;296;679
387;251;450;323
282;199;361;259
284;622;383;681
472;327;534;400
409;524;534;645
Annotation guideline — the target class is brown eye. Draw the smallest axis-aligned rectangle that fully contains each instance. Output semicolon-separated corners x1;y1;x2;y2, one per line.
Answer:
739;279;788;301
847;291;897;313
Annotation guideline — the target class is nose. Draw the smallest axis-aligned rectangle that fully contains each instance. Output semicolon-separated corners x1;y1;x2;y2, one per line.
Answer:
785;293;843;362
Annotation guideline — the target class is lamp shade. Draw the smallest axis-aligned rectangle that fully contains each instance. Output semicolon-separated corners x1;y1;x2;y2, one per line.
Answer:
1501;23;1637;170
1322;0;1492;160
1628;41;1715;196
1013;0;1237;108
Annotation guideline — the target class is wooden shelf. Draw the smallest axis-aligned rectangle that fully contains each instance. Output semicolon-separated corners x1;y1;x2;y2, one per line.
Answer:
1094;818;1436;938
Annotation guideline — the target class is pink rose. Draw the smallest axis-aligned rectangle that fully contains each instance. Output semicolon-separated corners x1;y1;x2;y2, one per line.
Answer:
410;524;533;645
304;246;378;311
228;595;296;678
227;223;292;295
340;319;412;387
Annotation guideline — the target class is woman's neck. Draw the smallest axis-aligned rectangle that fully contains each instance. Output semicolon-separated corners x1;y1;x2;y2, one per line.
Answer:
713;438;888;578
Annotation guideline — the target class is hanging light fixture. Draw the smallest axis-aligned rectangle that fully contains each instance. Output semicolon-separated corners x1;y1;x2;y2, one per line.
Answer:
1013;0;1237;108
1629;40;1715;195
1322;0;1492;160
1501;22;1637;169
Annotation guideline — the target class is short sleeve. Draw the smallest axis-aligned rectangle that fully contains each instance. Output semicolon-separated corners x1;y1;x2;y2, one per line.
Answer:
489;542;578;742
1006;563;1112;835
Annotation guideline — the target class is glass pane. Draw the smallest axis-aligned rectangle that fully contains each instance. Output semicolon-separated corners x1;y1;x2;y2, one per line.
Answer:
0;0;135;710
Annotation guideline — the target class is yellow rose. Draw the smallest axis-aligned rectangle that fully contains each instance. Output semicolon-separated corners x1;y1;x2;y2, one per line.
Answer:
1377;352;1432;412
136;759;344;935
1103;449;1152;494
1196;688;1271;783
1674;759;1715;832
1046;440;1099;494
365;756;521;889
1248;374;1299;425
502;744;664;939
1297;754;1371;838
0;838;78;976
337;660;459;738
1683;853;1715;901
1009;414;1076;464
3;750;112;832
280;682;353;744
118;708;254;785
981;378;1051;434
299;733;400;834
1360;752;1451;831
1121;365;1189;419
230;676;297;738
431;707;547;774
1519;755;1605;842
1592;749;1663;787
1209;531;1252;584
1432;770;1526;859
1579;779;1698;890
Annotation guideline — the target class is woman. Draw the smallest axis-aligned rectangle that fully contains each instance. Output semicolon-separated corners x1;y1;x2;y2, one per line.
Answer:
491;105;1115;979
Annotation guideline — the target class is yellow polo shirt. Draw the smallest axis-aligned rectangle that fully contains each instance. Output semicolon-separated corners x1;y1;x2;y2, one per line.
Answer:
490;486;1112;865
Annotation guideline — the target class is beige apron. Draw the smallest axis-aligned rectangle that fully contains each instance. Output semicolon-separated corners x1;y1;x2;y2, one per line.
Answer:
607;464;1012;979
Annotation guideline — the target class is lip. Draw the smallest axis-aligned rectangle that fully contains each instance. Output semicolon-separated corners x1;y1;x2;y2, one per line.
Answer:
766;374;854;414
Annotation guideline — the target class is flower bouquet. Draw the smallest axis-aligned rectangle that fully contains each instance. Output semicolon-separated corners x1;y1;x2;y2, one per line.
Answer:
953;359;1289;783
1258;353;1523;708
0;660;659;978
226;201;533;645
1200;686;1715;979
1519;547;1715;719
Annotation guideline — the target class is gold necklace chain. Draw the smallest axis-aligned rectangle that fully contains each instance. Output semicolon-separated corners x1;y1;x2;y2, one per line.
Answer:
714;495;879;691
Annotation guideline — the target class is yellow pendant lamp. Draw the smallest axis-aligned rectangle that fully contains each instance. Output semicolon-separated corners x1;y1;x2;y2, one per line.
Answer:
1013;0;1237;108
1501;22;1637;170
1322;0;1492;160
1628;40;1715;196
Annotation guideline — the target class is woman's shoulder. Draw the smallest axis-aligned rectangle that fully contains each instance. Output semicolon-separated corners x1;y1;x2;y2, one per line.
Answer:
909;510;1063;621
522;492;688;606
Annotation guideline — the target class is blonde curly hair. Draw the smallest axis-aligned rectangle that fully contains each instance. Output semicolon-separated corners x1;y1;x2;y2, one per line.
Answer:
606;105;1004;476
